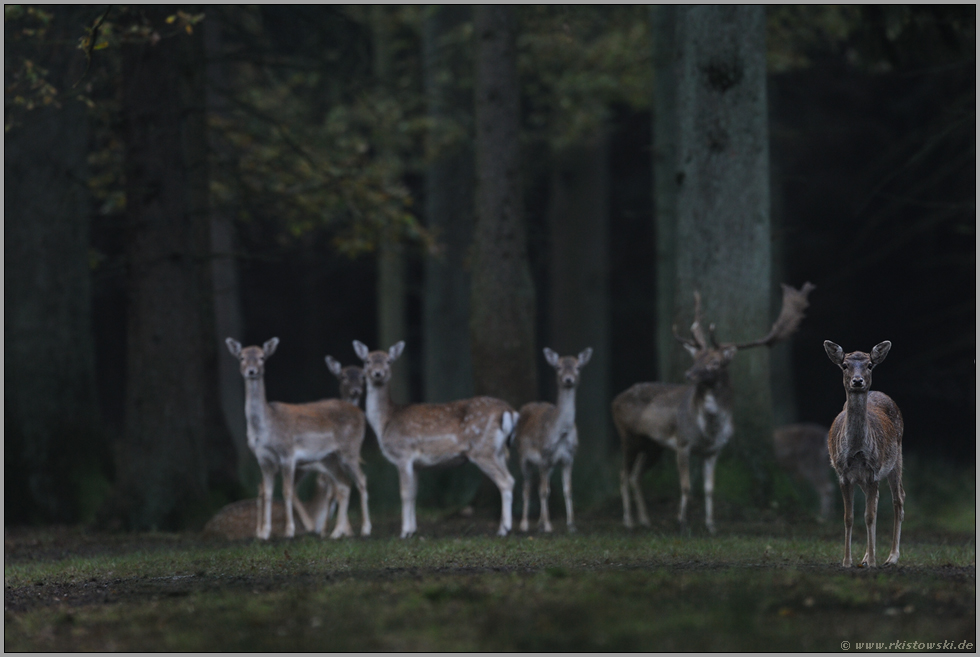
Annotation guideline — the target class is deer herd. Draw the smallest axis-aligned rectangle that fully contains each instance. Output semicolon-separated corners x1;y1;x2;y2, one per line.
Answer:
225;281;907;567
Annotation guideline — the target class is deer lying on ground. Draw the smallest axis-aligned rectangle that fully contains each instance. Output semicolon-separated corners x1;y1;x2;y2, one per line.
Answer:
353;340;519;538
773;423;834;521
225;337;371;539
515;347;592;533
823;340;904;567
613;282;815;533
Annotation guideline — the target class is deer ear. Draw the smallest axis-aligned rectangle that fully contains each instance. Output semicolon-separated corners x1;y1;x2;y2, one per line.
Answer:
389;341;405;362
262;337;279;357
577;347;593;366
225;338;242;357
543;348;560;368
824;341;844;365
870;341;891;367
325;355;342;377
353;340;370;361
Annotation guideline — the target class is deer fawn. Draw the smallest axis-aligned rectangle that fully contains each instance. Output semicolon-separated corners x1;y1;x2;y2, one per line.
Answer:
353;340;519;538
773;423;835;521
614;282;815;533
225;337;371;540
292;356;370;535
824;340;905;567
515;347;592;533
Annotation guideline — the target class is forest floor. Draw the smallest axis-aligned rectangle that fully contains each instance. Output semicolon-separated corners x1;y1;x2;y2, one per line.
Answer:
4;500;975;652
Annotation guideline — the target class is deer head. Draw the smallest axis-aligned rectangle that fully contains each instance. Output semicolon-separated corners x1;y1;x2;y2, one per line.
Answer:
824;340;891;393
353;340;405;387
326;355;366;403
543;347;592;389
672;282;815;384
226;337;279;379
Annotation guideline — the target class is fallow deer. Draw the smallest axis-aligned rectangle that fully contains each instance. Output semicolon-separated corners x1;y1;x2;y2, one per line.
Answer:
823;340;904;567
515;347;592;533
353;340;519;538
225;337;371;540
773;423;834;521
613;282;815;533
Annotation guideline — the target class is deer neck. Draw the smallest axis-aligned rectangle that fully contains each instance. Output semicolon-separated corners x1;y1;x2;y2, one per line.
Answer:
693;373;732;414
554;386;577;432
243;377;271;446
364;380;396;440
842;390;871;451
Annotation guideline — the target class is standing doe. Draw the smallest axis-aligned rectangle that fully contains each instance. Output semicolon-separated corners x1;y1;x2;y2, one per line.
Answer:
353;340;519;538
613;282;815;533
823;340;904;567
515;347;592;533
225;337;371;540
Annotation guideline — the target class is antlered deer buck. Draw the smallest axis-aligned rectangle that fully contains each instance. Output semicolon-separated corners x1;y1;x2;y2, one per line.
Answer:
225;338;371;540
823;340;905;567
614;282;815;533
353;340;519;538
515;347;592;533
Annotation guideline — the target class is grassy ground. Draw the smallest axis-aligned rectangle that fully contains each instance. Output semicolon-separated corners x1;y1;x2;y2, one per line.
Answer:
5;498;975;652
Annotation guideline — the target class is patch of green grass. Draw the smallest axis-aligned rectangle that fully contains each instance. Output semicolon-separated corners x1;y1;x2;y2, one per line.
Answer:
4;521;975;652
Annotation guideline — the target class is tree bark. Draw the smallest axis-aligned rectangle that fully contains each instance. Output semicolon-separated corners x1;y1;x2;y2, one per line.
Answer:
112;6;237;529
422;4;475;404
372;6;411;404
4;5;103;523
547;136;613;502
655;6;775;492
471;5;537;409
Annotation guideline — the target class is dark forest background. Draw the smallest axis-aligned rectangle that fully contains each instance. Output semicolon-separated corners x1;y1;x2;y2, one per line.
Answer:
5;5;974;530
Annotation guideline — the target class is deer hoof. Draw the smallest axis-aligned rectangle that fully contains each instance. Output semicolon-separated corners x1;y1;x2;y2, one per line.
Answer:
567;524;577;534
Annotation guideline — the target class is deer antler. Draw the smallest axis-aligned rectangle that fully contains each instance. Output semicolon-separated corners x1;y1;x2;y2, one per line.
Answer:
731;282;816;350
673;289;710;352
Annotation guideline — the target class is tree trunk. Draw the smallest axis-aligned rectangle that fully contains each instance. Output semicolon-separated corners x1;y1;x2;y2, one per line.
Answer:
4;5;103;523
372;6;410;404
547;136;613;503
112;6;237;530
422;4;475;405
655;6;775;493
205;12;250;487
471;5;537;409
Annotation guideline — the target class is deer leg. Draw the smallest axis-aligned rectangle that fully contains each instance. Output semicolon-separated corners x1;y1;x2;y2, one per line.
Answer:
291;472;316;533
676;449;692;529
395;463;417;538
259;467;276;540
310;473;331;537
861;480;879;567
703;453;718;535
620;460;633;529
840;479;854;567
473;456;515;536
282;461;298;538
538;465;554;533
520;460;533;533
561;460;575;533
255;478;265;538
345;458;372;537
629;452;650;527
884;467;904;566
328;477;353;539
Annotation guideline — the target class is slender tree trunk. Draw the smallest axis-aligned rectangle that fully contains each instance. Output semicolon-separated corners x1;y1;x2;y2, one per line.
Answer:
372;6;410;404
112;6;237;529
4;5;103;523
422;4;475;404
547;135;613;503
205;13;250;487
655;6;775;493
471;5;537;409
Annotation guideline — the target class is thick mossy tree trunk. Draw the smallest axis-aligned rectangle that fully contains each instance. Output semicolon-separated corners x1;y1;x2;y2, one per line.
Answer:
547;136;613;503
471;5;538;410
112;6;238;530
422;4;475;405
653;6;776;494
4;6;104;524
